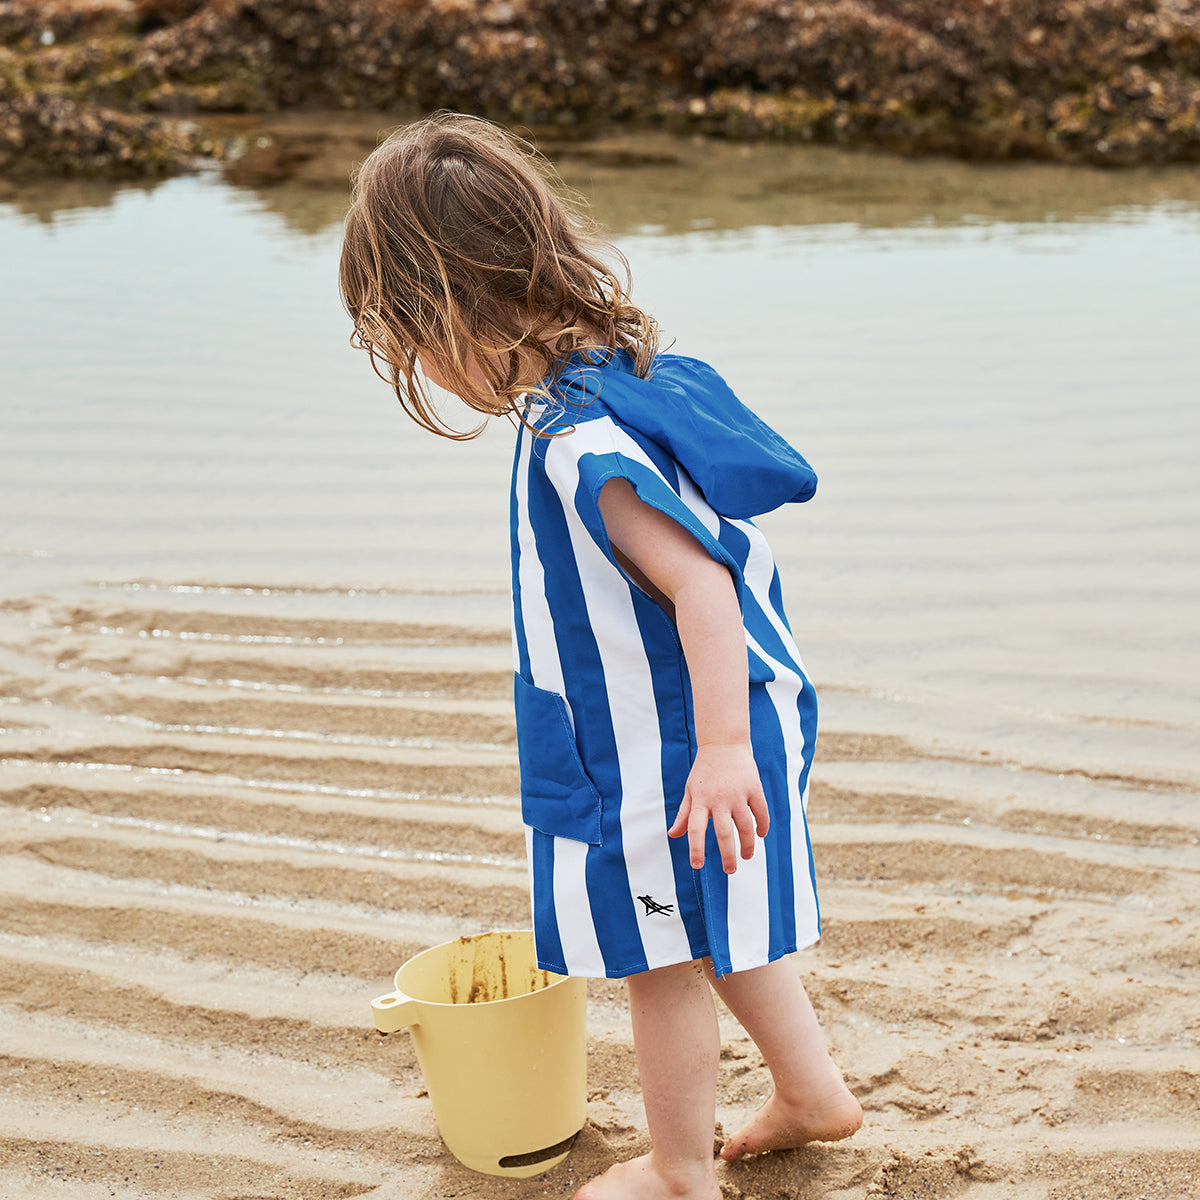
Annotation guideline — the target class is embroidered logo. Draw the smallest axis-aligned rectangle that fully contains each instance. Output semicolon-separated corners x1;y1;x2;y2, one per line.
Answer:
637;894;675;917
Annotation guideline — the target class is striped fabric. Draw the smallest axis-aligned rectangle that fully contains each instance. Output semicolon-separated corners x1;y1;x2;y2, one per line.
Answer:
509;350;820;979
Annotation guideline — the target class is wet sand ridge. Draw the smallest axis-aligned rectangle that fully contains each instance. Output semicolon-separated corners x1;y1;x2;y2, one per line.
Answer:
1;582;1198;1198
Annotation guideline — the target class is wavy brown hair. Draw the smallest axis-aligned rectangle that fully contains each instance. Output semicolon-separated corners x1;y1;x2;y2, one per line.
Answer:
339;112;659;439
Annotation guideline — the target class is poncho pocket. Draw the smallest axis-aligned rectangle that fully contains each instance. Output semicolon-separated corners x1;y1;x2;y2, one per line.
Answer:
514;674;603;845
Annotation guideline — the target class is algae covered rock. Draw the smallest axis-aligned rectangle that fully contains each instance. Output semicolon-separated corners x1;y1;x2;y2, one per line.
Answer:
1;0;1199;177
669;0;1200;163
127;0;1200;163
0;0;131;47
0;88;201;177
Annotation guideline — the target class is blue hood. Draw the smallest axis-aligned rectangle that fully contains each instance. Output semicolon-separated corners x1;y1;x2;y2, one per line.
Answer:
551;350;817;520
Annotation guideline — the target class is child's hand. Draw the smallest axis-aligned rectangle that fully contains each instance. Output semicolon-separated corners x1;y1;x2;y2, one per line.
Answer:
669;743;770;873
595;477;770;875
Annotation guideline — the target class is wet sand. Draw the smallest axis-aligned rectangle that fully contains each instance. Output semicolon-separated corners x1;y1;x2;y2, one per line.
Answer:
1;580;1197;1199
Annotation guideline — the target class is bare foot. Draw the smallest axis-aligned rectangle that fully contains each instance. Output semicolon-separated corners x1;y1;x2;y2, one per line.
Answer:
574;1152;721;1200
719;1083;863;1161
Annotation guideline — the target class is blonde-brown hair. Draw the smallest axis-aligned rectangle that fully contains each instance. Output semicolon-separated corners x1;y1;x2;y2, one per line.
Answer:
339;111;659;439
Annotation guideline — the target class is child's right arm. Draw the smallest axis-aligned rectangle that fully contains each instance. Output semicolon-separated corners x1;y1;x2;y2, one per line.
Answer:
597;478;769;875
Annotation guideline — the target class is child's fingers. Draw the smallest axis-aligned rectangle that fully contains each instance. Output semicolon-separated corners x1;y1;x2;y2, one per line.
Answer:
713;812;741;874
668;792;691;839
731;805;758;860
749;788;770;838
687;803;710;869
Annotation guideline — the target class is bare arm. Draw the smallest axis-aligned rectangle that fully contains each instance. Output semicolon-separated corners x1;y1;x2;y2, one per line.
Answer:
596;477;769;873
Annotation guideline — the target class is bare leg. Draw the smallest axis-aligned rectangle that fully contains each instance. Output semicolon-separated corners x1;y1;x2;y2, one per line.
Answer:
707;957;862;1160
575;960;722;1200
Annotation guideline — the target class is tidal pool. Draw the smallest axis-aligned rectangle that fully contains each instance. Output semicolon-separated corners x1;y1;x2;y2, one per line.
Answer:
2;128;1198;783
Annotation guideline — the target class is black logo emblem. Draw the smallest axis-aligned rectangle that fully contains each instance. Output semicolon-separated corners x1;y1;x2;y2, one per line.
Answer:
637;894;675;916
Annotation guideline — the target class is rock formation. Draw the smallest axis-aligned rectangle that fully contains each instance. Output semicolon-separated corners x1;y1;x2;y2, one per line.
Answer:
2;0;1197;177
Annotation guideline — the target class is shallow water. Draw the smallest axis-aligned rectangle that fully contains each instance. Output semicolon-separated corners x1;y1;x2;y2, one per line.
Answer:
2;129;1198;779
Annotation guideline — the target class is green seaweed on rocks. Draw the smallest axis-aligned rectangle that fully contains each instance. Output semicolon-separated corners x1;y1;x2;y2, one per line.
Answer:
0;88;203;178
2;0;1199;179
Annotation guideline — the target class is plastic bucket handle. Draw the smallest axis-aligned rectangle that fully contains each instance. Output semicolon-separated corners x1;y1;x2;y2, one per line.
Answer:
371;990;419;1034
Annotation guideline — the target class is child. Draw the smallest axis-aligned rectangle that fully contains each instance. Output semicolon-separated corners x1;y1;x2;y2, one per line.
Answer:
339;112;862;1200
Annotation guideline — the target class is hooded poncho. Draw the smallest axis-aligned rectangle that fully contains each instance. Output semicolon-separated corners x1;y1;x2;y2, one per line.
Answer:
510;349;820;979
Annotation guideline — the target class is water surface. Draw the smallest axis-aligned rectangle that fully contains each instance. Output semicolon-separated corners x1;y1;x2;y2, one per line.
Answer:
3;129;1198;787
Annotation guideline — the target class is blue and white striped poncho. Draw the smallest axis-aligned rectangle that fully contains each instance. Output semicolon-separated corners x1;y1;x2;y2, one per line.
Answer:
510;349;820;979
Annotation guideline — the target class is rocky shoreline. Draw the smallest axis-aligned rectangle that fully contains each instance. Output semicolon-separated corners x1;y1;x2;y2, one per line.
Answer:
2;0;1199;180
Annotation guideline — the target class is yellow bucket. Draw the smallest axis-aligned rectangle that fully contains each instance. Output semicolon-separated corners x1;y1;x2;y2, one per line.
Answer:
371;929;587;1178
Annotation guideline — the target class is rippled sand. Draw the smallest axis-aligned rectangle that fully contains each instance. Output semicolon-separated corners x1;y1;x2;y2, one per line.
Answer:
1;580;1197;1199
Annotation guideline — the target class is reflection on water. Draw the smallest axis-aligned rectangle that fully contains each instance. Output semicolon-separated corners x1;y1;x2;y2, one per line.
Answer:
554;134;1200;238
6;118;1200;237
2;121;1198;757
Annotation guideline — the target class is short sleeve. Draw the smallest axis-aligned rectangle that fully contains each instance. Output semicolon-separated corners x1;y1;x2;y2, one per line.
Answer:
538;414;745;603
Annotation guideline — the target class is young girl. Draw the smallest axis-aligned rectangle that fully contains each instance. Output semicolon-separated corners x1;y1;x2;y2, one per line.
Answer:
339;112;862;1200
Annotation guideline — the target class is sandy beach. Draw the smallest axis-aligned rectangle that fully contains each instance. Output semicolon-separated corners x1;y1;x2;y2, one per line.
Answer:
1;577;1197;1199
4;109;1200;1197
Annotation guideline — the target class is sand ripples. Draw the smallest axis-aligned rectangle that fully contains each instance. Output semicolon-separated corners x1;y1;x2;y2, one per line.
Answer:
1;582;1198;1197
